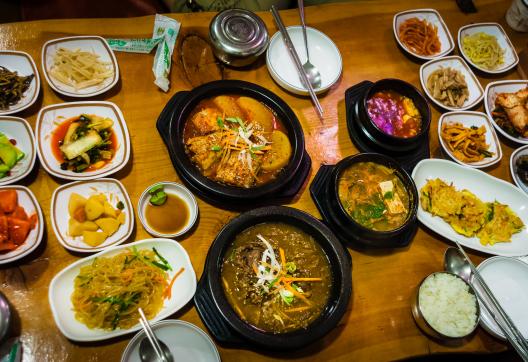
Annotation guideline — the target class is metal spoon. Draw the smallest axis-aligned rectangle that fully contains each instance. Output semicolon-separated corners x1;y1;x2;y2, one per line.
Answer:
0;291;11;343
139;336;173;362
298;0;322;89
137;307;173;362
444;247;472;282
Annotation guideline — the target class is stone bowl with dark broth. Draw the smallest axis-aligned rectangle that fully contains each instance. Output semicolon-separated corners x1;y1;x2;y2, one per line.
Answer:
201;206;351;350
221;222;332;334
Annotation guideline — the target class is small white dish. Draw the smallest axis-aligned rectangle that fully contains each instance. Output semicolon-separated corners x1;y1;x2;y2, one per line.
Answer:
35;101;131;180
0;185;44;265
41;36;119;98
266;26;342;95
49;238;197;342
50;178;134;253
420;56;483;111
412;159;528;257
0;117;36;186
510;145;528;194
0;51;40;115
484;80;528;145
438;111;502;168
121;320;220;362
473;256;528;340
138;182;198;238
393;9;454;61
458;23;519;74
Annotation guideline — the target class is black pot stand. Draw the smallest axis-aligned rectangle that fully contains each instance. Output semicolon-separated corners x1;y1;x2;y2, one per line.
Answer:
310;164;418;249
156;90;312;209
344;81;430;175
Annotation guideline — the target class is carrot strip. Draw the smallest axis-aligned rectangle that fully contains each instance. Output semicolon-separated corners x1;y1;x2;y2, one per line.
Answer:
252;263;259;276
281;277;322;282
164;267;185;299
279;247;286;268
284;284;311;305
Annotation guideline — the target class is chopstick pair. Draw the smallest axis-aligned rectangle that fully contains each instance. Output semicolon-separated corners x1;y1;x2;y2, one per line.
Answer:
270;6;324;119
138;307;169;362
454;241;528;361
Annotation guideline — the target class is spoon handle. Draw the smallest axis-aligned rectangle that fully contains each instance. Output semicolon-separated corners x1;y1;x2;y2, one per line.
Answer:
138;308;167;362
297;0;309;61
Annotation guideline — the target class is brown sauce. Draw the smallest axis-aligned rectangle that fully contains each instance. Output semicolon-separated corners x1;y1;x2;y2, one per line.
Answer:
145;193;189;234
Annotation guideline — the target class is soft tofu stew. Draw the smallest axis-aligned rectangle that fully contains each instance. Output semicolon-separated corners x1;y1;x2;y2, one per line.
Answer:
338;162;410;231
184;95;292;188
221;223;332;333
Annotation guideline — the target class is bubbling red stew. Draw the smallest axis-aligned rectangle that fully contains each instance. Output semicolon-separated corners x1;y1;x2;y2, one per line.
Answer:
221;223;332;333
367;90;422;138
183;95;292;188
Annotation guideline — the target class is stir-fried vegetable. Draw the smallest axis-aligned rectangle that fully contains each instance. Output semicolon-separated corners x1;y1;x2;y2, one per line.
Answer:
0;66;34;110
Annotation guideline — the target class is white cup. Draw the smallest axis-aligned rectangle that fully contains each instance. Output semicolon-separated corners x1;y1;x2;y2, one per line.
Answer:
506;0;528;32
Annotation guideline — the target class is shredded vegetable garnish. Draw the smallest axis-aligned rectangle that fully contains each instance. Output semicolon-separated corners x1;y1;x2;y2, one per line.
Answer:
253;234;322;306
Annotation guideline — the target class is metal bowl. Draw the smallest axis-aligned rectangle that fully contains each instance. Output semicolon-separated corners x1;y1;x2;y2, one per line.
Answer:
412;271;480;340
209;9;269;67
0;291;11;343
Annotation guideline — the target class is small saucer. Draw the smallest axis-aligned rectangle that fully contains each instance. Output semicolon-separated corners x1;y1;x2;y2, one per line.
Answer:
137;182;198;238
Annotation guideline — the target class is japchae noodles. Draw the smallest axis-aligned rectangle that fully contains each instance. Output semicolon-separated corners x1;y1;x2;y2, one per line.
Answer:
71;247;181;330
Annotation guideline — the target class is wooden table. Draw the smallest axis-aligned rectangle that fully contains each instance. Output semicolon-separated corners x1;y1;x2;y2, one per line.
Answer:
0;0;525;360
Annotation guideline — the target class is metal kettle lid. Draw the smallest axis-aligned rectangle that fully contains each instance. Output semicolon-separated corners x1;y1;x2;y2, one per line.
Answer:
209;9;269;57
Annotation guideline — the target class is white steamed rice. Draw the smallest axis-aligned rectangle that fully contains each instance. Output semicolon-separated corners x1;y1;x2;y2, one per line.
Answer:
419;273;477;337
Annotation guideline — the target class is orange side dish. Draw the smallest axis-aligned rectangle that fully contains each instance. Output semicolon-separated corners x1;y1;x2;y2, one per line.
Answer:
0;189;37;252
398;17;441;56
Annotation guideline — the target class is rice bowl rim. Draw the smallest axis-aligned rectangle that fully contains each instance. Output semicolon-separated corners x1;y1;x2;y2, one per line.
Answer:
414;271;480;339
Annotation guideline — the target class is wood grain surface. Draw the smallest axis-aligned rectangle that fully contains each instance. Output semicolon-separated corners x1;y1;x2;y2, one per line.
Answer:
0;0;525;360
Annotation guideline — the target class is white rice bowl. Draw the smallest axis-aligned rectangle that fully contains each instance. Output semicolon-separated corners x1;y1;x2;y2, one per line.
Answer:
419;273;478;337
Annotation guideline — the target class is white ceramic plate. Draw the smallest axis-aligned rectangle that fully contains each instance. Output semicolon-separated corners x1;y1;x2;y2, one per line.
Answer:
393;9;454;61
473;256;528;340
484;80;528;145
420;56;483;111
41;36;119;98
49;238;197;342
35;101;130;180
138;182;198;238
438;111;502;168
0;185;44;265
458;23;519;74
266;26;342;95
50;178;134;253
0;117;36;186
121;320;220;362
510;145;528;194
0;51;40;115
412;159;528;256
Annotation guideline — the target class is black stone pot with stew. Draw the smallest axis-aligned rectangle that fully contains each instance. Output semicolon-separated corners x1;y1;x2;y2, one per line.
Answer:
357;78;431;152
194;206;352;351
156;80;310;207
324;153;418;248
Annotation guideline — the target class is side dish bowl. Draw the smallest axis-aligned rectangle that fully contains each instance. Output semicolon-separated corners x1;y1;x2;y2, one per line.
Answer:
49;238;197;342
510;145;528;194
201;205;351;350
0;51;40;115
357;79;431;152
438;111;502;169
0;117;37;186
393;9;454;61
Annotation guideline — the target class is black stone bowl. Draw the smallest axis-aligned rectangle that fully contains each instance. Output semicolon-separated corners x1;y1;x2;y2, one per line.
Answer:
357;78;431;152
163;80;306;203
328;153;418;247
202;206;352;350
